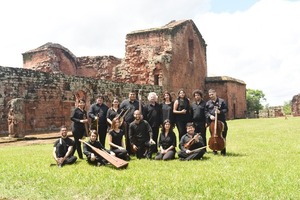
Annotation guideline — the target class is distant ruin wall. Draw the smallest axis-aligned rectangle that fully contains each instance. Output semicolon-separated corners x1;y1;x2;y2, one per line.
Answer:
0;66;162;135
292;94;300;116
205;76;247;119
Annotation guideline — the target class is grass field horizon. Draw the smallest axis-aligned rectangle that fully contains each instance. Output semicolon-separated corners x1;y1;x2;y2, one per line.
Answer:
0;117;299;200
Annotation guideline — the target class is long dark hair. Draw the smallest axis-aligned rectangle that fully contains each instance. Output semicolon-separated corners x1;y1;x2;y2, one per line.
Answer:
161;119;172;133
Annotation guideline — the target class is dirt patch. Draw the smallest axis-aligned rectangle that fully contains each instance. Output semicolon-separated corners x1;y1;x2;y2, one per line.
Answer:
0;131;72;147
0;138;57;147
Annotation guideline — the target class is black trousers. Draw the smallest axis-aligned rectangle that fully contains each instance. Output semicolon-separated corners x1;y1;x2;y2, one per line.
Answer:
135;140;156;159
73;130;84;159
178;149;205;161
97;124;108;147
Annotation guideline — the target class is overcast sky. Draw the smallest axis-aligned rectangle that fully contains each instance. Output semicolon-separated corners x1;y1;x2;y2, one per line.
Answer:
1;0;299;106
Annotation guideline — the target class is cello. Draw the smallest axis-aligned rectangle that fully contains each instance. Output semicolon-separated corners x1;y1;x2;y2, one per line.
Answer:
208;106;225;151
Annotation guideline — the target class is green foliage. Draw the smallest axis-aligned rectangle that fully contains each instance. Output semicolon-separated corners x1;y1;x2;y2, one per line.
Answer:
246;89;266;113
283;100;292;115
1;118;300;199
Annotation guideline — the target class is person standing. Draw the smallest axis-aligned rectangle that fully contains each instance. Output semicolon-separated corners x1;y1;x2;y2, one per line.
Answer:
160;91;175;129
155;119;177;161
119;89;140;154
108;118;130;161
83;130;115;166
173;89;191;140
129;110;156;159
106;97;121;129
88;95;109;147
53;126;77;167
191;89;207;150
143;92;161;153
70;99;88;159
205;89;228;156
178;122;205;161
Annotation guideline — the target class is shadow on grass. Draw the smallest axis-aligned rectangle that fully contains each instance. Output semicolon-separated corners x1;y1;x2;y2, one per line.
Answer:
205;151;247;157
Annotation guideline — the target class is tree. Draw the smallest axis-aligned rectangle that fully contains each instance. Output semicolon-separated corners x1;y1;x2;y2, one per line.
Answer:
283;101;291;115
246;89;266;114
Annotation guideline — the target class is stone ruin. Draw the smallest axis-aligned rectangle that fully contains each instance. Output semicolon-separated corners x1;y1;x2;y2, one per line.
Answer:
1;19;248;136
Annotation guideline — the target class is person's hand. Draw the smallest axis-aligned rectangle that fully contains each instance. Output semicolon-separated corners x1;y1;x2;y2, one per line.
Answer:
110;152;116;156
182;109;186;114
95;116;98;120
80;119;88;123
132;144;138;151
194;134;200;142
149;139;156;145
118;146;125;150
57;157;64;165
186;150;191;154
90;153;96;161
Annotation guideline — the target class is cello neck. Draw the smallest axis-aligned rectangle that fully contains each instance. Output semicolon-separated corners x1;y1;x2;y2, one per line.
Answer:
214;107;218;136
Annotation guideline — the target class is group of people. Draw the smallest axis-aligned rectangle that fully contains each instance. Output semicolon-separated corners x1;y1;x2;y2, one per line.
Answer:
53;88;228;167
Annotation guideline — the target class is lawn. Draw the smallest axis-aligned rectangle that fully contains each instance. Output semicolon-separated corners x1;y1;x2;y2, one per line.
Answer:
0;117;299;200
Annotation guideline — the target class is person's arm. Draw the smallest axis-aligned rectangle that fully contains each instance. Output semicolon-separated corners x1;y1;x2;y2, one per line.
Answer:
52;147;60;164
173;99;186;114
106;109;113;125
146;121;155;144
88;104;97;120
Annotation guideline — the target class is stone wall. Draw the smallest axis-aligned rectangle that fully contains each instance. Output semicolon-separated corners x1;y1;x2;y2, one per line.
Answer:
114;20;207;97
292;94;300;116
20;19;247;121
0;66;162;135
259;106;285;118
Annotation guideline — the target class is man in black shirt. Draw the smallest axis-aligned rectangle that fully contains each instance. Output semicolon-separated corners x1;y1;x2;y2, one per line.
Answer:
191;90;207;149
120;90;140;154
129;110;156;159
205;89;228;156
88;95;109;147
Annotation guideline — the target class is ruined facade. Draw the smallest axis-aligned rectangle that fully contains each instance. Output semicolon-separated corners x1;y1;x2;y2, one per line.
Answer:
292;94;300;116
1;19;248;135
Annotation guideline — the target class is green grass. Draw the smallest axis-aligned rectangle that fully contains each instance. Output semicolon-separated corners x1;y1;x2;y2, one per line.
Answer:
0;117;300;200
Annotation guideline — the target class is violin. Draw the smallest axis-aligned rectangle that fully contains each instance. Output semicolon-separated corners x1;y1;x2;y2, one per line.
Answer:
208;106;225;151
184;133;200;149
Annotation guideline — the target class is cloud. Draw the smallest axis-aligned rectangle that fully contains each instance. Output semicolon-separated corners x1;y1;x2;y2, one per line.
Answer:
195;0;300;105
0;0;299;106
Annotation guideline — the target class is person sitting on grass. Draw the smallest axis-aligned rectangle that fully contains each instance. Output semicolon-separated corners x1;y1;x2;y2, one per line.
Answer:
108;118;130;161
178;122;206;161
83;130;115;166
155;119;176;161
53;125;77;167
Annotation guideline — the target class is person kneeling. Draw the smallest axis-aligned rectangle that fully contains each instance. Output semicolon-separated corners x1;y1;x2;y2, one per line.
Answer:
178;122;205;161
129;110;156;159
